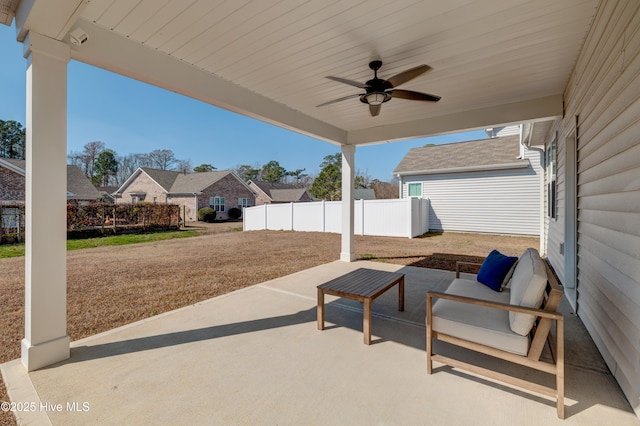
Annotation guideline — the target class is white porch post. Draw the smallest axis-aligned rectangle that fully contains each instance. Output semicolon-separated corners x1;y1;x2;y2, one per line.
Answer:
340;145;355;262
21;32;71;371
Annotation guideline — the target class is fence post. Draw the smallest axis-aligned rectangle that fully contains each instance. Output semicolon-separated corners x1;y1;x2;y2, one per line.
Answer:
321;200;325;233
360;198;365;236
263;204;268;230
407;197;413;238
291;201;294;231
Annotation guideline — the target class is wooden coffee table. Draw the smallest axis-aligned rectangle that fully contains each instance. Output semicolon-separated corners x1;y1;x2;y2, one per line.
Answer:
317;268;405;345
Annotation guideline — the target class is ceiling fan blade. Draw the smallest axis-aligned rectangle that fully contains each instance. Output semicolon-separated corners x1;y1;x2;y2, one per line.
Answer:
325;76;369;89
386;64;431;88
316;93;363;107
369;104;381;117
391;89;441;102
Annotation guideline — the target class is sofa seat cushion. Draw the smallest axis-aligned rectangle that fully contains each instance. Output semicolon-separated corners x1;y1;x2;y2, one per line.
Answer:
431;278;530;356
509;248;548;336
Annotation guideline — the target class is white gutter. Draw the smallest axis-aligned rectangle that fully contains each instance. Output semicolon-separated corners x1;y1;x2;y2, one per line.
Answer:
395;161;529;177
519;123;546;254
0;158;26;176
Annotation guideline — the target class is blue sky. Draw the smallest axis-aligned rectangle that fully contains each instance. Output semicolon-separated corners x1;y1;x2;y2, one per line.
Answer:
0;24;486;181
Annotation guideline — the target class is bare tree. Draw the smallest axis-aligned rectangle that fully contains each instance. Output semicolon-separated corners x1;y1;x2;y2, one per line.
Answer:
149;149;177;170
81;141;106;178
115;154;139;186
370;177;400;199
175;159;192;174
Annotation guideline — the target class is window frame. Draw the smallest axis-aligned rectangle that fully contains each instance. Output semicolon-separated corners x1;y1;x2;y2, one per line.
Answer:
238;198;252;208
407;182;422;198
210;196;225;212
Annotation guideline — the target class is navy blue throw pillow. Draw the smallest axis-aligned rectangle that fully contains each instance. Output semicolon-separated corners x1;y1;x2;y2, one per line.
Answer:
477;250;518;292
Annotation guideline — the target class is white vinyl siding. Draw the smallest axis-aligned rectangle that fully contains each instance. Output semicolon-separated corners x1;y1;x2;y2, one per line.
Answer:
552;1;640;414
545;121;566;285
401;150;541;236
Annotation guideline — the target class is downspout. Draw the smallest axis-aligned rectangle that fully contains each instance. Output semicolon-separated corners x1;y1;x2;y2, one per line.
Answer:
195;193;200;223
396;174;402;198
520;123;546;254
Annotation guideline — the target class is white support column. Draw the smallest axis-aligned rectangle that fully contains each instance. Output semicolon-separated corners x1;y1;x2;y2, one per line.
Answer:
340;145;355;262
21;32;71;371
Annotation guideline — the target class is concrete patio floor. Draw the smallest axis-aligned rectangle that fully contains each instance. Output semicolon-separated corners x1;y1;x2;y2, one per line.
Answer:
2;261;638;425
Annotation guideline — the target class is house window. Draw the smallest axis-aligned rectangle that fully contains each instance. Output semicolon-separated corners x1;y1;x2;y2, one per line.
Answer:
547;133;557;220
210;196;225;212
166;197;172;204
131;196;138;204
153;197;157;204
238;198;252;208
408;183;422;197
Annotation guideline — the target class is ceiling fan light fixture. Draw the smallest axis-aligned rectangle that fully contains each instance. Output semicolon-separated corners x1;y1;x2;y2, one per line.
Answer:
365;92;388;105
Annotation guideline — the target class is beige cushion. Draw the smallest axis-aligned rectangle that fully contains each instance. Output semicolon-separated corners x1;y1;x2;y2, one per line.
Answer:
500;259;518;291
509;248;548;336
431;278;530;356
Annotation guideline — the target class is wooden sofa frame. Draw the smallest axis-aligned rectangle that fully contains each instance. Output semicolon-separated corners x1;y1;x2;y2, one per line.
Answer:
426;260;565;418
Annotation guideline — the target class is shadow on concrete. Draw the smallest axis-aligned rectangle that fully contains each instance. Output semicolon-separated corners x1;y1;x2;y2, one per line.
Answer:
63;307;316;364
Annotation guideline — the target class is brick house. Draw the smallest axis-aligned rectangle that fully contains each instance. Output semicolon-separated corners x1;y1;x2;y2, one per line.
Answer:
248;180;313;206
0;158;25;203
0;158;100;204
114;167;256;221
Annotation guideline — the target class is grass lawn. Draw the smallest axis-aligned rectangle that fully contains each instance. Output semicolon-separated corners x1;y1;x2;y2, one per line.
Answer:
0;227;538;426
0;229;202;259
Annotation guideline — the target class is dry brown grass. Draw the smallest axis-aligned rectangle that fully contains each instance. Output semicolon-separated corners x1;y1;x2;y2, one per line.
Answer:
0;224;537;425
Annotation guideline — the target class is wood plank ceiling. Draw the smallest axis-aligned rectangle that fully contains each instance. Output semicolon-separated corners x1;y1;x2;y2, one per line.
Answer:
23;0;602;144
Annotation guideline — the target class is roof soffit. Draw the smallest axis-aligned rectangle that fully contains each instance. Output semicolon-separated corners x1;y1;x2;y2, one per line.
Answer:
10;0;598;145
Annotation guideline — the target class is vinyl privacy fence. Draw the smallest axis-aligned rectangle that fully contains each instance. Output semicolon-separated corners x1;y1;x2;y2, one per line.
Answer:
243;198;429;238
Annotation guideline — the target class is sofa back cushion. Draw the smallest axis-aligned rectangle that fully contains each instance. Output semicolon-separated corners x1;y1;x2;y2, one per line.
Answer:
509;248;548;336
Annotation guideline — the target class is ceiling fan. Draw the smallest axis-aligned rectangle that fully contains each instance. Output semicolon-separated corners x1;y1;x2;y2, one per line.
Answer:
317;60;441;117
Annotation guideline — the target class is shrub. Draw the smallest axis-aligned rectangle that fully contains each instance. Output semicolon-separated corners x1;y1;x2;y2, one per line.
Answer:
227;207;242;219
198;207;216;223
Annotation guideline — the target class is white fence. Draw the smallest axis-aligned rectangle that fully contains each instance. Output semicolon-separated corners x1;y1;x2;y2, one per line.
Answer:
243;198;429;238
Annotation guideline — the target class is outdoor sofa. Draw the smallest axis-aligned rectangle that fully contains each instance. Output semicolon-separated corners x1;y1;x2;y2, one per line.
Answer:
426;248;565;418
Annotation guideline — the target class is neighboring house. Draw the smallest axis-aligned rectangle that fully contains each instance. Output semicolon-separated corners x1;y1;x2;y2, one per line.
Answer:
354;188;376;200
95;186;118;203
0;159;100;204
394;127;542;236
66;165;102;204
248;180;313;206
115;168;255;221
0;158;25;203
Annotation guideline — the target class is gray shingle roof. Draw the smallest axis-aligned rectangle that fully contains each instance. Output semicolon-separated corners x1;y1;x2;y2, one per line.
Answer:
140;168;180;192
66;165;101;200
354;188;376;200
393;135;527;175
0;160;99;200
139;168;238;194
250;181;309;202
270;188;309;202
169;170;230;193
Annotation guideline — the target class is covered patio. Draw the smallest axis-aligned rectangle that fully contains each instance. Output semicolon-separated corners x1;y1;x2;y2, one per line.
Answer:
3;261;637;424
1;0;640;422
